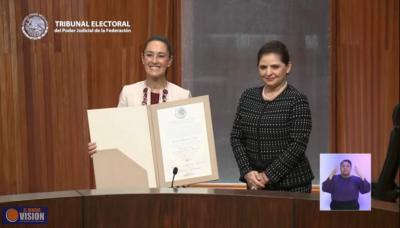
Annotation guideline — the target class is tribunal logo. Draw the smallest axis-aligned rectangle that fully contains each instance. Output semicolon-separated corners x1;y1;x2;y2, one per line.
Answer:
21;13;48;40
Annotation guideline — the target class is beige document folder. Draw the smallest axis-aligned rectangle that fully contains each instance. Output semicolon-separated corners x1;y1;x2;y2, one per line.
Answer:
92;149;148;188
88;105;157;188
88;95;219;189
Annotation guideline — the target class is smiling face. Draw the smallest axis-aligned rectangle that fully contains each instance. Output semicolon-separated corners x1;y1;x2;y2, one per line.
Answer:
258;53;291;90
340;161;352;177
141;40;172;79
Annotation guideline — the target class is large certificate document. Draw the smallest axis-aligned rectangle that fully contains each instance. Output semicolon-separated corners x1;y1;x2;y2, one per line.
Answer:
150;96;218;187
88;95;219;188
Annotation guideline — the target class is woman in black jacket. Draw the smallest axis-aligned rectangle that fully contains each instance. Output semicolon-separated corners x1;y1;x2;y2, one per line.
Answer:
231;40;314;192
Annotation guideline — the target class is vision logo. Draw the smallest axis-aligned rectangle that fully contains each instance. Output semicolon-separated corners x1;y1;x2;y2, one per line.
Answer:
2;207;48;224
5;208;18;222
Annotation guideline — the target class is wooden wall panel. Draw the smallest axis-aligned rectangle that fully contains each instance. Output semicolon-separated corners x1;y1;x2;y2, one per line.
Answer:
0;0;91;195
87;0;181;108
0;0;181;195
330;0;399;181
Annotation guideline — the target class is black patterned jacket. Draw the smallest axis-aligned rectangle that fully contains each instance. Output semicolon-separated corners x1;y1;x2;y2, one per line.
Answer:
231;85;314;189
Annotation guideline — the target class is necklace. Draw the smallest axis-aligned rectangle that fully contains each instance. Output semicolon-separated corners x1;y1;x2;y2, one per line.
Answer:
142;88;168;105
262;81;287;101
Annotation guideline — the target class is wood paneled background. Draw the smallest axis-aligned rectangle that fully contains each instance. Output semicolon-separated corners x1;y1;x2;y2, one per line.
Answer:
0;0;399;195
330;0;399;181
0;0;181;195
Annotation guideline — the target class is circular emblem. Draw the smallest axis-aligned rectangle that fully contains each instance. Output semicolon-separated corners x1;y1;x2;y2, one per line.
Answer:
5;208;19;223
21;13;48;40
174;107;187;119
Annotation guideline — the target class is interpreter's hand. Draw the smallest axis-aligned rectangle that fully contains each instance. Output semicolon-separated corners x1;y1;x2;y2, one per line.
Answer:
329;166;338;180
245;171;265;190
354;166;365;180
88;142;97;156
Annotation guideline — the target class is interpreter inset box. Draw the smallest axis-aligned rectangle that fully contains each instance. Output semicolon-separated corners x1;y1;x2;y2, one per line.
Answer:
320;153;371;211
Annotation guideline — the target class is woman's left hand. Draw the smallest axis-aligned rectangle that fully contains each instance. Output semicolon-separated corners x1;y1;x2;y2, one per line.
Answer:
88;142;97;156
258;172;269;185
245;171;265;190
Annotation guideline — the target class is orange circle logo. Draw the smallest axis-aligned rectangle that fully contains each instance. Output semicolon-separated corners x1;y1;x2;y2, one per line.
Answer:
5;208;19;222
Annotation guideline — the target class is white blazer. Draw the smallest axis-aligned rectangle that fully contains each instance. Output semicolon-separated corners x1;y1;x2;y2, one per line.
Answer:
118;81;191;107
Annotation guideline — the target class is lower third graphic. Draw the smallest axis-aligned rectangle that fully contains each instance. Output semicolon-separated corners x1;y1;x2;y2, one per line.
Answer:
2;207;48;224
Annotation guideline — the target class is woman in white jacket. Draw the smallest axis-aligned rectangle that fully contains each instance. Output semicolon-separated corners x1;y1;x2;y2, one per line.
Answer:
88;35;191;154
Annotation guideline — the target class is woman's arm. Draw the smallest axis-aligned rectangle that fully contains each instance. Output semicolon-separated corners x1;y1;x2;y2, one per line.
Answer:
231;94;252;179
117;86;128;107
264;96;312;183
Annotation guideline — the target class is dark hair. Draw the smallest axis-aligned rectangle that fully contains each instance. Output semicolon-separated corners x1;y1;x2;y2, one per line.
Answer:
340;159;352;167
257;40;290;65
143;35;173;58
